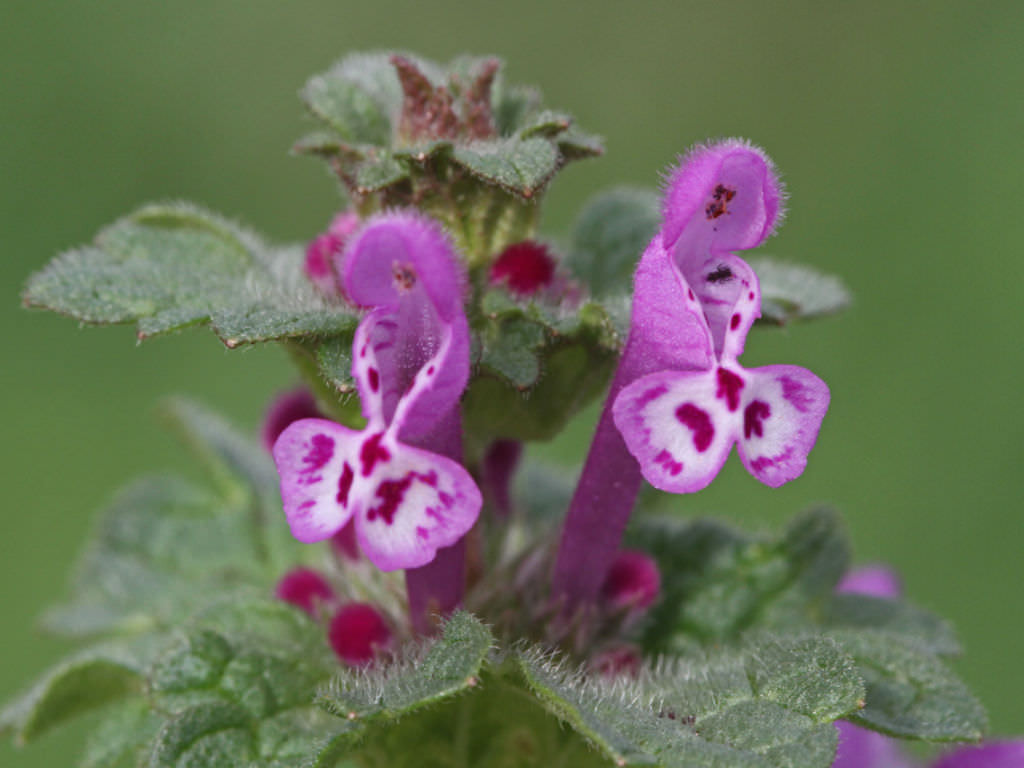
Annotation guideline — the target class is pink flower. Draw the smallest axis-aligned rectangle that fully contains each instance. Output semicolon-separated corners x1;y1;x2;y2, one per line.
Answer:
273;212;481;572
601;550;660;610
274;567;336;617
328;603;393;666
613;142;827;492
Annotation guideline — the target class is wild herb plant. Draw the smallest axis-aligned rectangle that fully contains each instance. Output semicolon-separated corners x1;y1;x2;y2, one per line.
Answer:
5;52;1015;768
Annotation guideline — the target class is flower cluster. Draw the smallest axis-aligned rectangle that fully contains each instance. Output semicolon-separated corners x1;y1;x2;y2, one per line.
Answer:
270;139;830;644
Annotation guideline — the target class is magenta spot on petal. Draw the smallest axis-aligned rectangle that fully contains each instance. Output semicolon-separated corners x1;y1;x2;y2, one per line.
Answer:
779;375;815;413
416;526;430;540
359;432;391;477
367;367;379;393
275;567;335;617
439;491;454;506
328;603;392;667
748;291;754;300
743;400;771;439
366;474;413;526
715;368;745;412
427;365;435;375
336;462;354;506
730;313;741;330
675;404;714;453
750;447;792;473
687;288;695;301
637;384;668;409
360;344;367;358
654;449;683;476
304;434;335;472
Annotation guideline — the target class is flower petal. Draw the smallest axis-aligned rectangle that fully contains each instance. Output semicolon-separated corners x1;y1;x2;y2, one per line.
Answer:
932;741;1024;768
352;437;482;571
662;138;784;257
681;253;761;362
613;368;737;493
343;212;469;440
736;364;830;487
272;418;360;543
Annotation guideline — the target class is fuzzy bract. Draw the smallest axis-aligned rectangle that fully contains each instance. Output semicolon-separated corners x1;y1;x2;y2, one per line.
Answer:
273;212;481;571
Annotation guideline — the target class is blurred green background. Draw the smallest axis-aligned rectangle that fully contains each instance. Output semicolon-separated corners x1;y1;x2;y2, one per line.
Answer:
3;2;1021;764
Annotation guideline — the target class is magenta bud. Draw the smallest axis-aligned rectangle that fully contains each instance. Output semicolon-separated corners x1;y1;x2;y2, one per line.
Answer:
489;241;556;297
303;211;360;295
836;565;903;600
261;388;322;453
600;550;661;609
274;567;336;616
328;603;393;667
592;645;642;679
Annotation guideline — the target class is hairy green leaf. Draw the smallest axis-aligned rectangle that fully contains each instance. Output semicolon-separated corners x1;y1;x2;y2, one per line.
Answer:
453;138;560;199
833;630;986;742
316;611;492;724
23;202;357;347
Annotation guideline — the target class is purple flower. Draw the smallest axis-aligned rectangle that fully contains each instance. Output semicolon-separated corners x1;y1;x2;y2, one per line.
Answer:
554;140;804;606
274;566;336;617
328;602;393;667
273;212;481;572
930;742;1024;768
612;142;827;492
837;564;903;600
834;722;1024;768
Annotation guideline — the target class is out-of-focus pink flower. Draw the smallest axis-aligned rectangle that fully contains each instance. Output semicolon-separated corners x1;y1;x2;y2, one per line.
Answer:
274;567;336;617
600;550;661;610
328;602;393;666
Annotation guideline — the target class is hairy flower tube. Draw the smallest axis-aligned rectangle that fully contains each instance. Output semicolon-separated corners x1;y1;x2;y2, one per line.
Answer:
273;213;482;578
554;139;802;607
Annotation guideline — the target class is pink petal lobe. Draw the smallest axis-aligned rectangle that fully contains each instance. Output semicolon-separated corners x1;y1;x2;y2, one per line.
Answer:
662;139;784;257
736;365;829;487
613;369;736;493
354;439;481;571
272;418;360;543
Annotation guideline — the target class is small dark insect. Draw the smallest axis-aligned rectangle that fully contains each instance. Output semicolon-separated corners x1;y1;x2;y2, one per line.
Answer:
706;264;734;283
713;183;736;202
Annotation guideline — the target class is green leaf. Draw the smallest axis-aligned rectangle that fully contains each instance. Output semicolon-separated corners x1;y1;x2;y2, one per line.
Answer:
832;630;987;741
301;52;400;146
453;138;560;199
80;700;163;768
517;636;861;768
23;202;357;347
478;315;547;387
161;398;278;501
41;475;267;637
825;593;960;656
149;700;255;768
0;643;149;744
749;259;851;325
316;611;492;724
568;187;660;297
634;509;850;651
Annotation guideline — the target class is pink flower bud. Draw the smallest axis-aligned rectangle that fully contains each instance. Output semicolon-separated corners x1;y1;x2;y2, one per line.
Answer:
328;603;393;666
600;550;661;609
274;567;336;616
303;211;360;295
489;241;556;297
